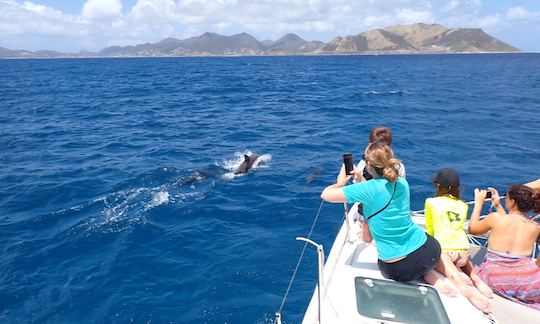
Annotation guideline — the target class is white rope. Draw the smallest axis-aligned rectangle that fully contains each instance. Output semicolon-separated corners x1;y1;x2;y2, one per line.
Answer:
411;197;499;215
275;199;325;319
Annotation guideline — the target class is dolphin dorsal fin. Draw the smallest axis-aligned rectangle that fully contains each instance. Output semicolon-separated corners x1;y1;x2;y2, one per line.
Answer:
244;154;250;161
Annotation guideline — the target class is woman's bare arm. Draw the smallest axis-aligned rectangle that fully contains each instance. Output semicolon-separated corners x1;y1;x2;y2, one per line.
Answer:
320;164;352;203
468;189;494;235
488;187;506;215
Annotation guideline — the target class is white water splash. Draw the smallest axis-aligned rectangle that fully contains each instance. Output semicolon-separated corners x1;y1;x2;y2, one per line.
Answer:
66;167;215;234
100;188;146;222
81;184;202;233
364;90;412;95
145;191;170;210
364;90;379;95
221;150;272;179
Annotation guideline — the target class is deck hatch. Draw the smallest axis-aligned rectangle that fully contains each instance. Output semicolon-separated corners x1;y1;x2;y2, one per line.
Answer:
354;276;450;324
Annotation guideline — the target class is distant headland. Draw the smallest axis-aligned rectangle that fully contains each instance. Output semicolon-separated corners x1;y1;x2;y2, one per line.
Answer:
0;23;520;59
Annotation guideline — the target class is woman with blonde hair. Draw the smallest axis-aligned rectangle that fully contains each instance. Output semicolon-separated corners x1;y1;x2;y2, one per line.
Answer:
321;142;449;287
355;126;406;181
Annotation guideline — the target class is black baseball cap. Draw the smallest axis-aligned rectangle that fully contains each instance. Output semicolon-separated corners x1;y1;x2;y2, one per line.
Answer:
432;168;460;187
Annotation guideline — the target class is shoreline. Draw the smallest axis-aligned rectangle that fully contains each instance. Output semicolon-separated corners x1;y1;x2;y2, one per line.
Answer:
0;51;536;60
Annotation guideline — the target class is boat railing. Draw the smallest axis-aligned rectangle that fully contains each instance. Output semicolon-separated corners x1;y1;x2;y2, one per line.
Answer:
274;200;326;324
295;237;325;324
411;197;539;258
411;197;490;215
274;200;356;324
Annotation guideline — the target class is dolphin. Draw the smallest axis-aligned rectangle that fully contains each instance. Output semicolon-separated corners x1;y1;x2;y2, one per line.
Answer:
181;165;224;186
234;154;261;175
305;167;324;185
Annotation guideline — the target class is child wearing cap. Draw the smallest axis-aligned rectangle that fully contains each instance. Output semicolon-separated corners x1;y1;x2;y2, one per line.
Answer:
425;168;493;312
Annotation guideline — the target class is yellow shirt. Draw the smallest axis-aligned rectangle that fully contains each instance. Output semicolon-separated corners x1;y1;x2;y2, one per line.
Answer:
425;196;469;250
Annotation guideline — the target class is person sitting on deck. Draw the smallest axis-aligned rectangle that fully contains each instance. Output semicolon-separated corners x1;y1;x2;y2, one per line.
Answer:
425;168;492;312
320;142;453;294
469;185;540;310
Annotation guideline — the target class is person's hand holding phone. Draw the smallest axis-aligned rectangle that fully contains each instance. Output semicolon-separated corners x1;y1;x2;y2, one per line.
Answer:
336;163;352;187
342;153;354;175
487;187;502;207
474;188;487;205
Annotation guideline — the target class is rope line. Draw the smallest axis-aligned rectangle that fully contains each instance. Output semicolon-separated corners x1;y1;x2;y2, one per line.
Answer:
275;199;325;317
411;198;498;215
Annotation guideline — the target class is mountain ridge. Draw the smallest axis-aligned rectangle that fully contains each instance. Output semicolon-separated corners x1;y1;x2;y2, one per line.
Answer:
0;23;520;58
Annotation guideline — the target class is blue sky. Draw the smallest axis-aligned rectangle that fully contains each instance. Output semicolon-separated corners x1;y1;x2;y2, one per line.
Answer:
1;0;539;52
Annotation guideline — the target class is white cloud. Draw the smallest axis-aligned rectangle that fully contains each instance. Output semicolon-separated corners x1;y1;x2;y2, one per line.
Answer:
395;8;434;24
441;1;460;13
131;0;178;22
23;1;64;18
506;6;540;22
475;14;503;29
507;7;529;20
0;1;81;37
470;0;482;9
81;0;122;21
363;14;393;27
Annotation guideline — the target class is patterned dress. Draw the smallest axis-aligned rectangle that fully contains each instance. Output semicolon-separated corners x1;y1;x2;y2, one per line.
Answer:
477;249;540;310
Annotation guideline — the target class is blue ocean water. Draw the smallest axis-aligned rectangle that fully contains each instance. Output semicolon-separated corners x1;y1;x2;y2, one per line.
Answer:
0;54;539;323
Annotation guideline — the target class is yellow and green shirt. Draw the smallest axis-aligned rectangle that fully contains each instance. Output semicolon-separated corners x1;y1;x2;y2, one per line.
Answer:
425;196;469;250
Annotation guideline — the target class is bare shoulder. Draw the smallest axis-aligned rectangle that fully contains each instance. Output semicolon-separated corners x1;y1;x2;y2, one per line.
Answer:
485;211;505;226
486;211;501;220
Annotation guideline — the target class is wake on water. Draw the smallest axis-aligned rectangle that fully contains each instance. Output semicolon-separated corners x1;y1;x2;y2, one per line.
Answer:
65;151;271;233
362;90;412;96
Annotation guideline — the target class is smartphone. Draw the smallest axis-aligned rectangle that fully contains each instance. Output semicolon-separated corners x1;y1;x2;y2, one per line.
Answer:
485;190;492;199
343;153;354;175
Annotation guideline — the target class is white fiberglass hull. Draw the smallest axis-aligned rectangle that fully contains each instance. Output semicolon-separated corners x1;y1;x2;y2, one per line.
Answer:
302;205;539;324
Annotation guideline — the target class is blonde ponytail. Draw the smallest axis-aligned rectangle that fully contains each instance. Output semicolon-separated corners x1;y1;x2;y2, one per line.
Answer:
365;142;401;183
382;157;400;182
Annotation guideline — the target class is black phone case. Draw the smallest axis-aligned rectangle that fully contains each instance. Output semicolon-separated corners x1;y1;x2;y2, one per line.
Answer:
343;154;354;175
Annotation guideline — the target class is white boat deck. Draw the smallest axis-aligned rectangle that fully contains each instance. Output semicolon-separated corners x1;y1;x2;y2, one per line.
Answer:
302;207;540;324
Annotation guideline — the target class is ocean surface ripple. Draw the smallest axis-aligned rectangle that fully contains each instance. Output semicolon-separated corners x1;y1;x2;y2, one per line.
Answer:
1;54;539;323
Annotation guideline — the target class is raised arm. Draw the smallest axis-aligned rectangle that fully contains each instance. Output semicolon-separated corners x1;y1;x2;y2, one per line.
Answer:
488;187;506;215
320;164;352;203
468;189;494;235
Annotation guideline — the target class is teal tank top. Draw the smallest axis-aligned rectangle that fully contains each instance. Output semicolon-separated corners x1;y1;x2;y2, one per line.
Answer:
342;177;427;260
